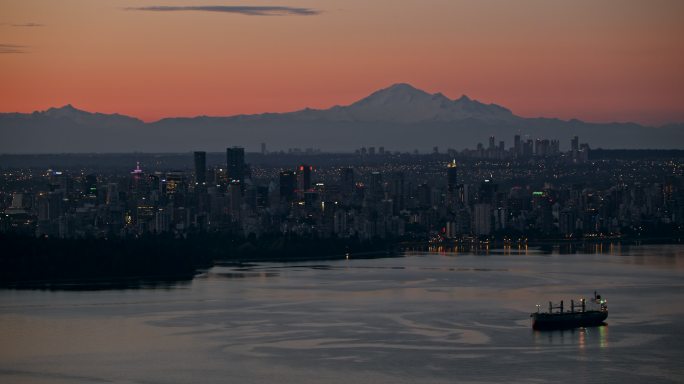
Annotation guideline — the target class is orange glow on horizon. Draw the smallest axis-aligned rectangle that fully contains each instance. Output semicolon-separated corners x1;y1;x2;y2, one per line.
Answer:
1;0;683;125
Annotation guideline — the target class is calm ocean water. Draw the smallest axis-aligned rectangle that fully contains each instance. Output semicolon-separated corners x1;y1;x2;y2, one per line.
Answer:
1;244;683;383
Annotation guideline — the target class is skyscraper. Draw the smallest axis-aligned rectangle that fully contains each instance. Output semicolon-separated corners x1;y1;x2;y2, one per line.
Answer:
85;174;98;199
194;151;206;185
478;179;497;205
340;167;355;196
297;164;312;193
130;162;146;197
447;160;458;192
473;203;492;236
514;134;521;157
369;171;383;201
523;139;534;157
226;147;245;183
279;170;296;201
389;171;406;212
447;160;458;208
164;171;185;195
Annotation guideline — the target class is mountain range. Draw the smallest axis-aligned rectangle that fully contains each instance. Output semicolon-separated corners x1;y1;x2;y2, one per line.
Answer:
1;83;682;153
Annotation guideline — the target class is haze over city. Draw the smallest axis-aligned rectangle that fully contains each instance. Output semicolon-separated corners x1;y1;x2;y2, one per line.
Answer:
2;0;684;126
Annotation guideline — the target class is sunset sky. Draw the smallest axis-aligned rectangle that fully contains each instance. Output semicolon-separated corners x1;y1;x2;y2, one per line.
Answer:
1;0;683;125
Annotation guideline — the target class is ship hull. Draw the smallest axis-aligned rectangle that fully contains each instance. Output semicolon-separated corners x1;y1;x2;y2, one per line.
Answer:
531;310;608;330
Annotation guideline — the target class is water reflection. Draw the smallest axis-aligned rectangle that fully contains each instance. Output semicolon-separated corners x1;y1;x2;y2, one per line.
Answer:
415;242;684;272
1;246;683;384
533;325;609;350
204;272;280;279
1;274;197;291
599;324;608;348
422;242;683;259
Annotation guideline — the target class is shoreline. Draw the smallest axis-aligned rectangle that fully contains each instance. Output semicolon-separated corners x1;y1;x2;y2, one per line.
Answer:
1;234;680;290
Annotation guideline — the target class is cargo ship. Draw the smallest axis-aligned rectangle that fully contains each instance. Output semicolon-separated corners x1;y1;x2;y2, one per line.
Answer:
531;291;608;330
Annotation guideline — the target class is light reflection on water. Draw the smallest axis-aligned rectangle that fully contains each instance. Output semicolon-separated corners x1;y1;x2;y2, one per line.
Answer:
600;325;609;349
532;326;609;350
0;245;683;384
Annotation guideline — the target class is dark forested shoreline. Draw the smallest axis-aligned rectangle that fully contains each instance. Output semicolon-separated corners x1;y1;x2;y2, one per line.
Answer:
0;233;397;289
1;232;680;290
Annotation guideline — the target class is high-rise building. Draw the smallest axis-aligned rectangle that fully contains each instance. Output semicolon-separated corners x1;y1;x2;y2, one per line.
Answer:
473;203;492;236
447;160;458;207
578;143;590;163
514;135;521;157
164;171;185;195
255;186;269;209
261;142;266;155
227;182;242;219
488;136;496;150
535;139;550;157
417;183;431;208
49;170;71;193
523;139;534;157
550;140;560;155
571;136;579;152
389;172;406;212
279;170;296;201
130;162;149;198
297;164;313;193
369;171;383;201
106;183;119;205
194;151;206;185
559;209;576;237
85;174;98;199
340;168;355;196
447;160;458;191
226;147;245;183
478;179;497;205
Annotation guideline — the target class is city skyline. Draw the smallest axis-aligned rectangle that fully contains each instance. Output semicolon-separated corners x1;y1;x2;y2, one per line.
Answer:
1;1;683;126
2;141;680;242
